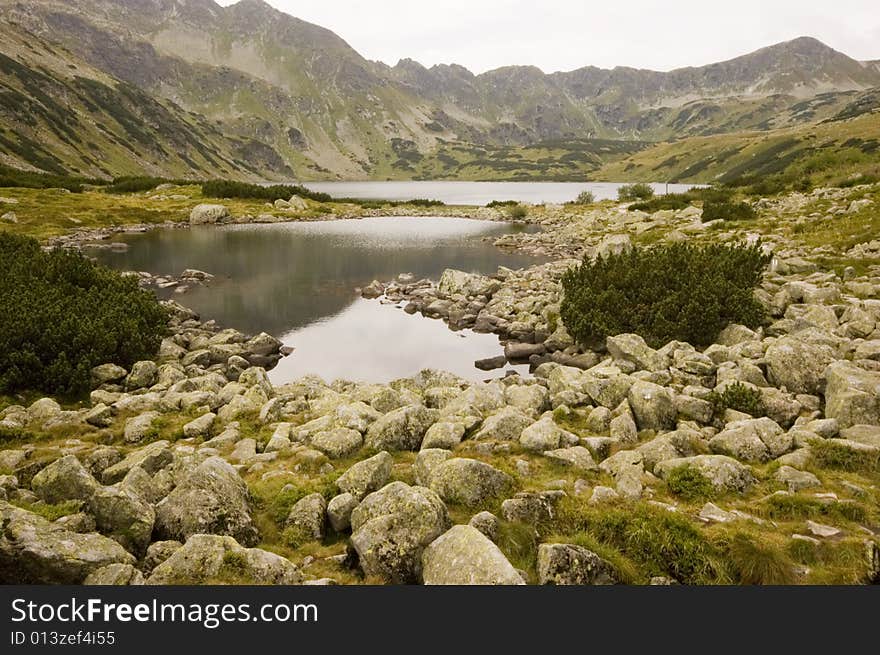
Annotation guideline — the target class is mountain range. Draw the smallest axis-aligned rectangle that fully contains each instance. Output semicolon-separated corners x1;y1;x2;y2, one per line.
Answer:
1;0;879;181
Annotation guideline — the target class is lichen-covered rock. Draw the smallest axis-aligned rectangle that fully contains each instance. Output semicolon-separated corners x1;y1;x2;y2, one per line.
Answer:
146;535;302;585
414;448;452;486
537;543;617;585
286;493;327;542
606;334;668;372
327;493;358;532
421;422;466;449
349;482;449;583
310;427;363;459
824;362;880;428
336;451;393;500
142;540;183;575
501;491;555;525
421;525;524;585
473;406;534;441
183;412;216;439
83;563;144;585
123;411;161;444
89;486;155;556
709;417;790;462
0;501;134;583
189;203;229;225
627;380;676;431
774;465;821;492
102;441;173;484
655;455;756;493
544;446;598;472
125;360;159;391
504;384;550;416
364;405;437;451
519;416;579;452
765;337;834;395
155;456;259;546
429;458;513;506
468;511;500;542
31;454;99;504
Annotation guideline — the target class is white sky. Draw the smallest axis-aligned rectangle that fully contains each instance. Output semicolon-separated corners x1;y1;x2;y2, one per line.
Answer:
215;0;880;74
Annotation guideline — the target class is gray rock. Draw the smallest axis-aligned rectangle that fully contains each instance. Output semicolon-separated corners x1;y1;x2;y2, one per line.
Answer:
83;563;144;585
31;455;99;504
102;441;173;484
501;492;555;525
655;455;755;493
155;456;259;546
125;361;159;391
429;458;513;506
519;416;579;452
421;422;466;449
824;362;880;428
123;411;161;444
544;446;598;472
473;406;533;441
537;543;617;585
310;428;363;459
336;451;393;500
286;493;327;542
627;381;676;431
364;405;437;451
606;334;668;372
327;493;358;532
468;511;500;542
189;204;229;225
765;337;835;395
0;501;134;583
709;417;790;462
421;525;524;585
183;412;216;439
774;466;821;492
146;534;301;584
349;482;450;583
89;486;155;556
142;541;183;574
414;448;452;486
91;364;127;385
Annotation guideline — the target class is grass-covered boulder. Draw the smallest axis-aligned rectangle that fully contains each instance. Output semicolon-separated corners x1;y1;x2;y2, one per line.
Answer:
560;242;770;348
0;233;168;395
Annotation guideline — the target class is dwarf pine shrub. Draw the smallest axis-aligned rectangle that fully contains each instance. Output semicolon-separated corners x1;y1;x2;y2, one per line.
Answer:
0;233;168;395
560;242;770;348
617;183;654;201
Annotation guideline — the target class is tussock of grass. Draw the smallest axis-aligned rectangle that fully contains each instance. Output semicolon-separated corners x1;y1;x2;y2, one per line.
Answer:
665;465;716;501
717;531;796;585
11;499;81;521
811;440;880;473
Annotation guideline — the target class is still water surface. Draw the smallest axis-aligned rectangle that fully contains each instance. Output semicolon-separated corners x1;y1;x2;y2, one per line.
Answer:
94;217;545;382
303;180;699;206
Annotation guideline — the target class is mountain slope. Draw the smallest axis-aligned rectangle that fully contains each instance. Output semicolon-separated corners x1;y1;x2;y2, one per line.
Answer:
0;0;878;180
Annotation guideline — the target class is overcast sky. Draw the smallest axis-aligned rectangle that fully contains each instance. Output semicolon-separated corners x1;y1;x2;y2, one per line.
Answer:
216;0;880;74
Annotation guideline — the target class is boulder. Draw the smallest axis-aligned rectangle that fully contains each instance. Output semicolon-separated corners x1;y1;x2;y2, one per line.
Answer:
143;541;183;575
824;362;880;428
709;417;790;462
155;456;259;546
765;337;835;395
655;455;755;493
606;334;668;372
519;416;579;452
146;534;302;584
0;501;134;583
125;361;159;391
421;525;524;585
428;458;513;506
414;448;452;487
336;451;393;500
102;441;173;484
421;422;466;449
285;493;327;542
83;563;144;585
91;364;127;385
89;486;155;556
182;412;216;439
468;511;500;542
123;411;161;444
473;406;533;441
544;446;598;472
774;466;821;492
438;269;498;297
537;543;617;585
627;380;676;431
310;428;363;459
327;493;358;532
189;204;229;225
31;455;99;504
364;405;437;451
350;482;450;583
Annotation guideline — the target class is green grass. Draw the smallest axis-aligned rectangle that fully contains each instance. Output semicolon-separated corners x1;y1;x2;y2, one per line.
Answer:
665;465;716;501
810;439;880;473
11;499;82;521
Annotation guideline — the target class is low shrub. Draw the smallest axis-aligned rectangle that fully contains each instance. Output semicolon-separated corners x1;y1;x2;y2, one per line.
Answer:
560;242;770;348
665;465;716;501
0;163;99;193
617;183;655;202
0;233;168;395
702;199;757;222
486;200;518;208
508;204;528;219
103;176;193;194
572;190;596;205
709;382;765;417
201;179;332;203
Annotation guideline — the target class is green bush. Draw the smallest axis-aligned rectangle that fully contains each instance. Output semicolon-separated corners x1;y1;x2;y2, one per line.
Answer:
0;233;168;395
709;382;765;417
560;242;770;348
201;179;332;203
508;204;528;220
617;183;655;202
702;199;757;222
573;190;596;205
0;163;99;193
665;466;716;501
487;200;518;208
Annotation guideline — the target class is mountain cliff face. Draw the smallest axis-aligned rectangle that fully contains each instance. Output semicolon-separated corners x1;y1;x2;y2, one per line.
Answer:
0;0;878;180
